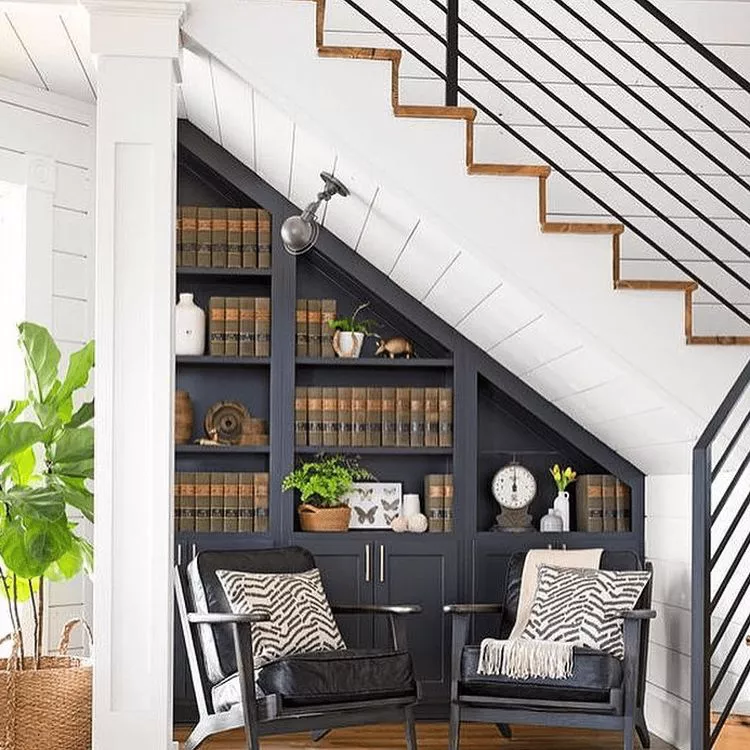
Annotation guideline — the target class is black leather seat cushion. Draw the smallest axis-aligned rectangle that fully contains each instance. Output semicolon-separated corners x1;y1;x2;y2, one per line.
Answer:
460;645;622;703
187;546;317;684
212;649;416;712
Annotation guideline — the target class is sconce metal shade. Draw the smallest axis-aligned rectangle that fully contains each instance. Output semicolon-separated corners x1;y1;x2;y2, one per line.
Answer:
280;172;349;255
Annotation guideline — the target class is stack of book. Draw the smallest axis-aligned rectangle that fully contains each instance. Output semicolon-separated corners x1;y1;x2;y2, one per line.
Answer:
208;296;271;357
295;386;453;448
424;474;454;532
575;475;631;532
176;206;272;269
174;471;269;533
296;299;337;358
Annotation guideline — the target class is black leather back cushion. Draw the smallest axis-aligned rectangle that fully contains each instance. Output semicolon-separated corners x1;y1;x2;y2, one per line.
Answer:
187;546;317;684
498;549;645;638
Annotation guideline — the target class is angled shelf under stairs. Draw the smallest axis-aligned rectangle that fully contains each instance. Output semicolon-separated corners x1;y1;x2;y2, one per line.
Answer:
302;0;750;346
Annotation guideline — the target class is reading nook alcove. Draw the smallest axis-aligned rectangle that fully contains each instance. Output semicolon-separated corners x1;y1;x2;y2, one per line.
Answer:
172;120;645;722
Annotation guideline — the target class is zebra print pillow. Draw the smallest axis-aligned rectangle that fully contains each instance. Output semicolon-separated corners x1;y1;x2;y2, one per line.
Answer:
216;567;345;668
522;565;651;659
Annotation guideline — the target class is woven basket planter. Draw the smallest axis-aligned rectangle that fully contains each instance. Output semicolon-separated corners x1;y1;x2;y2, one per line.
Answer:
0;620;92;750
298;504;351;532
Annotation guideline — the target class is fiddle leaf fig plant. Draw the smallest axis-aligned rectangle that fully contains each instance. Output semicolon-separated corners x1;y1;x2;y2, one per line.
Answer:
0;322;94;666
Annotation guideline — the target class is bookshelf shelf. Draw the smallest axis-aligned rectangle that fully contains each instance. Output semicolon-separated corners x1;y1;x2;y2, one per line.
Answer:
175;444;270;455
295;357;453;368
295;446;453;456
176;267;272;279
176;356;271;366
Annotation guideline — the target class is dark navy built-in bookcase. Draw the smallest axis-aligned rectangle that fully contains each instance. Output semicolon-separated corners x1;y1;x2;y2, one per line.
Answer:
173;121;645;722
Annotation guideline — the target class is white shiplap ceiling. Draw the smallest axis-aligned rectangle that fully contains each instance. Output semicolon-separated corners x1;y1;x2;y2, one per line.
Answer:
0;4;95;102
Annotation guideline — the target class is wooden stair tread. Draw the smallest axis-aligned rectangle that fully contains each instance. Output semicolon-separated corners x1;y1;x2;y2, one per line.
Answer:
469;163;551;177
394;104;476;121
542;221;625;235
688;335;750;345
318;46;401;62
616;279;699;292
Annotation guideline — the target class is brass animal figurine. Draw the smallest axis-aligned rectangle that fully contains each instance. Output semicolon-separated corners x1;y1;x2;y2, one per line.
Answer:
375;336;415;359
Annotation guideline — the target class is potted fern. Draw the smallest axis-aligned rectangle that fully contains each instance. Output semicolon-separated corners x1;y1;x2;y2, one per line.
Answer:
282;454;373;531
328;302;378;358
0;322;94;749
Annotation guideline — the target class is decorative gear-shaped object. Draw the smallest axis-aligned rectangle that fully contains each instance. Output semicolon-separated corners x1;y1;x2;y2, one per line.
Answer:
203;401;251;445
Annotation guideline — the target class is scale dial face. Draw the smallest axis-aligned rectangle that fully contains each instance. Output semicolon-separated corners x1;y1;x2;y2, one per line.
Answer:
491;463;537;510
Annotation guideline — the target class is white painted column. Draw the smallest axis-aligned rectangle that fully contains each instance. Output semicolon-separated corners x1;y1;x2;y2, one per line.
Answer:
85;2;184;748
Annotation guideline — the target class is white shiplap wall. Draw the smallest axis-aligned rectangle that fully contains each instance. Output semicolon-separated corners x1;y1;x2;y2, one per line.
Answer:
322;0;750;338
0;75;94;656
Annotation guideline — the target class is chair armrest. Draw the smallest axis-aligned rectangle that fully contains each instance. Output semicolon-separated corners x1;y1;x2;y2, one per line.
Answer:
332;604;422;616
187;612;271;624
621;609;657;620
443;603;503;615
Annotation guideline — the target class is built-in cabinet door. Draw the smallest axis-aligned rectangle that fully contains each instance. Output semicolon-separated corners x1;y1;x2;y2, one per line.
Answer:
301;536;375;650
375;536;460;706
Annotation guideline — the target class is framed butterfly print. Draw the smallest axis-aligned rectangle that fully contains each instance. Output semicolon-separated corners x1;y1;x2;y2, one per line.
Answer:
341;482;403;530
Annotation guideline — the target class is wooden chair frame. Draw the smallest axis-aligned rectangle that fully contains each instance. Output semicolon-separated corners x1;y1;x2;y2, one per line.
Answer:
445;562;655;750
174;566;422;750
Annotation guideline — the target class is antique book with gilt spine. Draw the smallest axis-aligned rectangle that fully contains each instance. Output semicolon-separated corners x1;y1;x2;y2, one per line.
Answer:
322;386;338;448
196;207;212;267
238;472;255;533
241;207;258;268
209;472;224;533
211;207;228;267
181;206;198;266
227;208;243;268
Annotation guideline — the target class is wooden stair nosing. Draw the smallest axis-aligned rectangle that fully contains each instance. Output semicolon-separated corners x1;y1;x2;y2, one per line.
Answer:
615;279;699;292
688;335;750;345
393;104;476;121
468;163;551;177
542;221;625;236
318;45;401;63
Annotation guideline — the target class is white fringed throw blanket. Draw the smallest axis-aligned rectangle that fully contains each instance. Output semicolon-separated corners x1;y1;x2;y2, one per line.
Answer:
477;548;603;680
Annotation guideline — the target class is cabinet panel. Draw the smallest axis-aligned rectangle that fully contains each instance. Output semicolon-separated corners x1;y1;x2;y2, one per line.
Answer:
376;537;459;704
301;536;375;650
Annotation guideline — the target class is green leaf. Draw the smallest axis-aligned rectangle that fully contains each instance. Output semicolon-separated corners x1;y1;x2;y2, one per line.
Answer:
50;427;94;478
44;539;84;581
24;520;72;575
68;401;94;429
6;486;66;522
0;422;43;467
0;575;38;603
18;323;61;405
7;446;36;486
0;400;28;428
53;478;93;522
57;341;94;407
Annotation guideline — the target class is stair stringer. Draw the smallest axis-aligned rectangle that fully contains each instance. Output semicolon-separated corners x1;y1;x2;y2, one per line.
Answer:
183;0;750;443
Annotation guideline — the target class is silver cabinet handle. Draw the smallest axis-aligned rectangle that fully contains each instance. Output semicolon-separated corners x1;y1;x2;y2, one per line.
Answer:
379;544;385;584
177;543;182;567
365;544;371;582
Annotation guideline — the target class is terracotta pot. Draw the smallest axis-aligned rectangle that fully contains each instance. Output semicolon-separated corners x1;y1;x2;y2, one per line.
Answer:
175;390;193;445
298;504;351;532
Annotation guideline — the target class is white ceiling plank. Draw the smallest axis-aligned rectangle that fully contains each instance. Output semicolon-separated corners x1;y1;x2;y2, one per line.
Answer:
253;89;294;195
211;58;255;170
458;283;541;350
596;408;701;451
53;206;89;256
53;296;88;342
182;47;220;145
54;163;90;213
288;125;336;208
322;153;378;249
59;7;96;98
489;315;582;376
53;251;87;300
390;221;460;301
423;251;504;327
7;11;93;101
0;12;44;89
355;187;419;275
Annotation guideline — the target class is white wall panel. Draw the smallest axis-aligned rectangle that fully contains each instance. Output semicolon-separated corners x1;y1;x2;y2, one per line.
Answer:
211;58;255;170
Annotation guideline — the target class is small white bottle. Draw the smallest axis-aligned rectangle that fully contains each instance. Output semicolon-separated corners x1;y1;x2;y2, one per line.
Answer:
175;293;206;356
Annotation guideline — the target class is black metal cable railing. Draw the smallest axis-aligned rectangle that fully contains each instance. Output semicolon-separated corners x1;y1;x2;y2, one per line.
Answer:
339;0;750;331
693;356;750;748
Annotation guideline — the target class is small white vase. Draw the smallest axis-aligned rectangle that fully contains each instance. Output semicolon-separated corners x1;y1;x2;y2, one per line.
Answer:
332;331;365;358
540;509;563;533
402;494;420;518
175;293;206;355
553;491;570;532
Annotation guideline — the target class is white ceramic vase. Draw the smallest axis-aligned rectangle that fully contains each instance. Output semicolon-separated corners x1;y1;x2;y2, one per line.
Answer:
540;509;563;533
553;491;570;532
402;494;421;518
333;331;365;358
175;293;206;355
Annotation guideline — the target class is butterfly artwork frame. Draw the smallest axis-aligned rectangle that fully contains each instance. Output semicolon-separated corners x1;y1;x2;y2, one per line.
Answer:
341;482;403;530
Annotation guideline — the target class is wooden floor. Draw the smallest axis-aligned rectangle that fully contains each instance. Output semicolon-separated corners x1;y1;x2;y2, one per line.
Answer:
175;723;682;749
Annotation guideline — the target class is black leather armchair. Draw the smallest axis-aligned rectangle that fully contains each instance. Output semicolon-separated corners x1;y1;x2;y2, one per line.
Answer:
175;546;421;750
445;550;655;750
